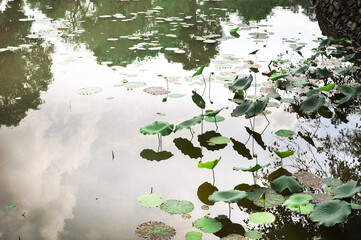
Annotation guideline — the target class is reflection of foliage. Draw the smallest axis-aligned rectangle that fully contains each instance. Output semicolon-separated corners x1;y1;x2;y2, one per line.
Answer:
0;1;53;127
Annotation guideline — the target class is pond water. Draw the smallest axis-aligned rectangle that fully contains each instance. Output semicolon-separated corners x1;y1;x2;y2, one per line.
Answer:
0;0;360;239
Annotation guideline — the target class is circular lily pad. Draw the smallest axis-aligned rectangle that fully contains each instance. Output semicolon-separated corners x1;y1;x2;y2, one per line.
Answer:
220;234;246;240
185;231;202;240
310;199;351;227
249;212;275;224
193;217;222;233
209;190;247;203
76;87;102;95
137;193;163;208
275;129;294;137
322;178;342;187
160;200;194;215
205;116;225;123
121;81;146;89
209;136;230;145
135;221;176;239
169;93;186;98
245;231;262;239
144;86;170;95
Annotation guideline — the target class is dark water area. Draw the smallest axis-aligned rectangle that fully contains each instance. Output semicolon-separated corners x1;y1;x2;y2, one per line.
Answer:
0;0;360;239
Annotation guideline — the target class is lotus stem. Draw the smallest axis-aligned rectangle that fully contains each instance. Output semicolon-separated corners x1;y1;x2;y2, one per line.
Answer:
201;73;206;97
190;128;194;141
151;187;153;194
157;134;160;152
214;116;218;131
208;73;213;104
212;169;215;186
228;203;231;219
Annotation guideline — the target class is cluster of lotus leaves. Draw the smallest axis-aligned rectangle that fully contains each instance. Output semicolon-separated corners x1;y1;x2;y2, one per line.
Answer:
208;190;247;203
140;121;174;136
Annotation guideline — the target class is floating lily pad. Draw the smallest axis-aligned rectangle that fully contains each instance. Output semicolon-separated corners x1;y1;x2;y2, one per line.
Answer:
135;221;176;239
140;121;174;136
246;187;285;208
267;93;280;99
169;93;186;98
284;194;313;209
205;116;225;123
249;212;275;224
275;130;294;137
271;176;303;194
160;200;194;215
144;86;170;95
245;231;262;239
332;180;361;199
208;190;247;203
294;171;322;189
220;234;246;240
121;81;146;89
76;87;102;95
310;199;351;226
280;98;294;103
185;231;202;240
209;136;230;145
322;178;342;187
140;149;173;161
287;203;314;214
198;157;221;169
137;193;164;208
193;217;222;233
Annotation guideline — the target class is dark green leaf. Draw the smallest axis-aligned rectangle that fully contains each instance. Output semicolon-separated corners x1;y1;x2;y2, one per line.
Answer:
174;115;203;132
229;75;253;92
300;95;325;113
192;91;206;109
193;65;206;77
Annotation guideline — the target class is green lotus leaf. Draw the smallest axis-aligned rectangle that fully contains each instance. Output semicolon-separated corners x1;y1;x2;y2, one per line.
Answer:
320;83;336;91
269;72;289;81
245;231;262;239
193;217;222;233
284;194;313;209
267;93;281;99
185;231;203;240
204;107;228;117
351;203;361;210
319;37;333;49
135;221;176;239
137;193;163;208
230;27;239;33
198;157;221;169
160;200;194;215
310;199;351;226
76;86;102;95
209;136;230;145
245;98;269;119
193;65;206;77
273;150;294;159
233;163;270;172
173;138;203;159
197;182;218;205
271;176;303;194
318;106;333;119
288;203;314;214
300;95;325;113
208;190;247;203
267;168;292;182
280;98;295;103
275;129;294;137
140;121;174;136
338;67;356;75
198;131;227;151
229;75;253;92
336;85;356;97
307;89;322;97
174;115;203;133
6;205;16;210
332;180;361;199
314;67;333;78
140;149;173;161
231;100;254;117
192;91;206;109
249;212;275;224
230;31;240;38
220;234;246;240
294;65;309;76
246;187;285;208
205;116;225;123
